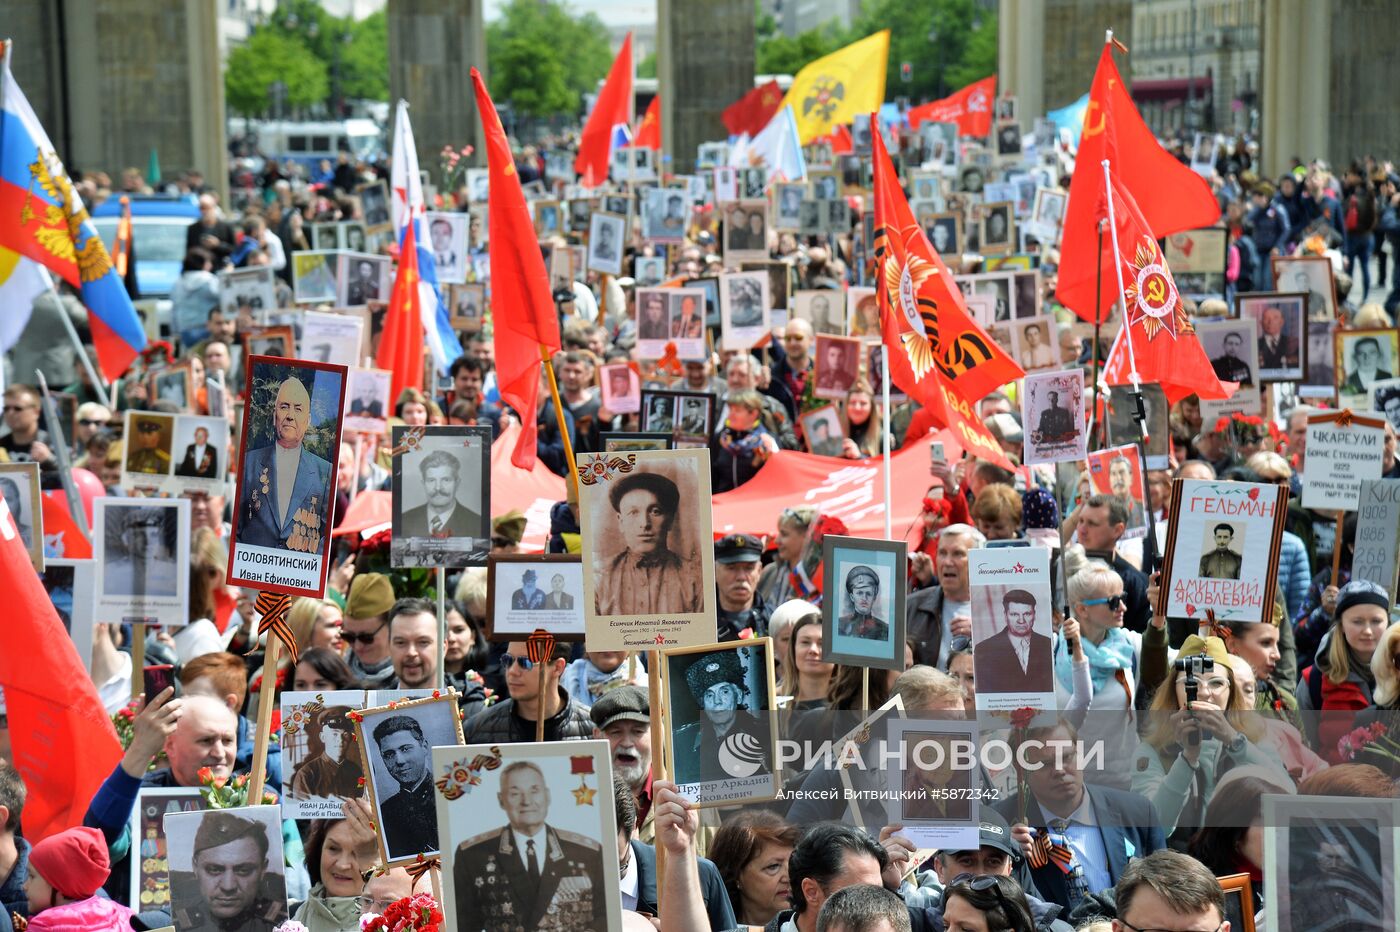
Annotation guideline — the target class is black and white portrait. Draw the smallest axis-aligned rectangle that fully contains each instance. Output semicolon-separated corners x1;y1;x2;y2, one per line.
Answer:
812;173;839;201
1337;329;1400;400
1190;132;1217;177
449;282;486;332
664;640;778;806
1198;522;1245;580
800;404;845;458
587;212;625;277
343;368;392;435
723;201;770;263
740;167;767;199
1031;188;1067;242
813;334;861;400
1273;256;1336;321
487;555;586;640
578;449;716;649
339;221;367;253
1373;380;1400;429
720;271;769;350
775;183;806;231
822;536;907;671
153;369;191;410
436;741;623;932
356;694;464;865
165;806;287;932
825;198;851;234
310;222;339;251
95;498;189;625
300;309;364;368
1265;796;1396;932
995;123;1022;158
792;290;844;335
391;425;490;568
633;255;666;286
642;187;691;242
358;181;391;227
1198;318;1260;387
426;211;468;284
798;199;825;236
980;202;1014;254
219;267;277;320
464;169;489;204
280;690;367;818
0;462;42;571
335;253;389;308
1022;370;1086;466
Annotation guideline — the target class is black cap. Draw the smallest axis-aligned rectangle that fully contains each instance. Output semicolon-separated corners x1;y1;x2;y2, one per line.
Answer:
193;811;269;858
590;685;650;730
137;420;162;433
714;533;763;564
946;808;1018;858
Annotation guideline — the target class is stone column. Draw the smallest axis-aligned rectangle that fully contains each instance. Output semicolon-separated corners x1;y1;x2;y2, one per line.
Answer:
997;0;1046;128
1259;0;1331;178
657;0;754;175
387;0;487;179
1326;0;1400;170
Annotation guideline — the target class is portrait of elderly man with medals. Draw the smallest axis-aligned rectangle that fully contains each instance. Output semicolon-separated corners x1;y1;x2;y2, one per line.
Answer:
238;375;334;553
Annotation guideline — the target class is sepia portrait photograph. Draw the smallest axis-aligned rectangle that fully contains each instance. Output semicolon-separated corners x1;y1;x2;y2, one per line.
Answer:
813;334;862;401
95;497;189;626
719;271;770;351
165;805;287;932
577;448;716;650
724;200;770;264
597;362;640;415
390;425;491;568
280;690;367;819
121;411;176;484
449;282;486;332
487;554;586;641
1237;292;1306;381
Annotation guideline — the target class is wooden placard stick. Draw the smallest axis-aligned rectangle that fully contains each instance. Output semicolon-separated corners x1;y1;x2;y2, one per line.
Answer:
648;648;667;909
527;629;557;743
1332;510;1346;588
130;622;146;700
246;591;297;802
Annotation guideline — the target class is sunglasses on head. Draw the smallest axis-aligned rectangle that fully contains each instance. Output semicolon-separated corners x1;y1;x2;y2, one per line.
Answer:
950;873;1012;912
1082;594;1125;611
340;620;387;645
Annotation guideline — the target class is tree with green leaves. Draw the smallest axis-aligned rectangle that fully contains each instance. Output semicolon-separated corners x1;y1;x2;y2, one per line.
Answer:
485;0;613;118
224;30;329;118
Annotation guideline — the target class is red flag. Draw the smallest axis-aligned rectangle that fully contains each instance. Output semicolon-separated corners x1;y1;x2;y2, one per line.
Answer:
1100;165;1234;403
0;497;121;840
1056;41;1220;322
630;96;660;150
374;220;425;404
907;76;996;137
722;80;785;138
41;491;92;559
870;119;1021;468
472;68;562;469
812;124;854;155
575;33;633;188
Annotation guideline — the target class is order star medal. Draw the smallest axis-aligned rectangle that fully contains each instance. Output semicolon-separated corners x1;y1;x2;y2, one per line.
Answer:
1124;235;1181;342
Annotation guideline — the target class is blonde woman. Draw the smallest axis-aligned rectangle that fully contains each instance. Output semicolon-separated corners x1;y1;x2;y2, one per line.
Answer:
249;596;343;719
777;611;832;711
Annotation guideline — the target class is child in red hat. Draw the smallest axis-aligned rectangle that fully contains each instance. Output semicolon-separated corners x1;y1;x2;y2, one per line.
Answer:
22;827;133;932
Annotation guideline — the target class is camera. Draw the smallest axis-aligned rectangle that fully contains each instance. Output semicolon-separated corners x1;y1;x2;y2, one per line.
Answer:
1173;653;1215;746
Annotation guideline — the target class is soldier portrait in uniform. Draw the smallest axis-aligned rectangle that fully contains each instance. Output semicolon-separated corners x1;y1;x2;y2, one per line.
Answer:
578;449;716;651
0;462;42;572
1199;523;1245;580
390;425;491;569
95;498;189;625
586;212;625;277
641;187;690;242
356;693;464;865
124;412;175;478
488;555;586;641
720;271;769;349
664;639;778;807
813;335;860;401
228;357;346;598
435;740;623;932
166;806;287;932
282;691;366;818
822;535;908;672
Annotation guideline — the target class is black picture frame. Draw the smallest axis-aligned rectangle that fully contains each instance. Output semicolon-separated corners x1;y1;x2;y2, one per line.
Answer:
820;535;909;672
638;389;716;449
485;554;586;642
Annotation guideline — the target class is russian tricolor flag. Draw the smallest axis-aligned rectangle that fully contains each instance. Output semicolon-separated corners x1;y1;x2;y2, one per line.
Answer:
0;39;145;381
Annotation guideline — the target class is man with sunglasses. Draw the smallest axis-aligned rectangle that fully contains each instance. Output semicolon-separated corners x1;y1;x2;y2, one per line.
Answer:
461;642;594;744
342;574;398;689
0;385;56;470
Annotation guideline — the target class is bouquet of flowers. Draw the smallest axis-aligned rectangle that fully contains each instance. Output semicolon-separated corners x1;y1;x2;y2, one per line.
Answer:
112;699;167;772
1212;412;1283;453
361;893;443;932
438;145;474;199
1337;722;1400;767
196;767;278;809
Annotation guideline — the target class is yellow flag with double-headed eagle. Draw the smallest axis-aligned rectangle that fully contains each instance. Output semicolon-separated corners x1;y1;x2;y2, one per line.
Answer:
781;30;891;145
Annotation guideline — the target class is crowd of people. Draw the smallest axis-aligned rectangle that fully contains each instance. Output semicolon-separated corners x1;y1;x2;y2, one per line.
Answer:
5;68;1400;932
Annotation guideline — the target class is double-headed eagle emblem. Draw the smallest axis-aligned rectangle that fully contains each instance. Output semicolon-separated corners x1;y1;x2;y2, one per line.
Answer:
20;149;110;283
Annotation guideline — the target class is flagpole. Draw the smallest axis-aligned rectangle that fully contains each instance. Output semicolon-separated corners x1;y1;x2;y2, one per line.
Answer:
1099;158;1159;574
540;344;579;499
1089;220;1105;451
869;344;894;714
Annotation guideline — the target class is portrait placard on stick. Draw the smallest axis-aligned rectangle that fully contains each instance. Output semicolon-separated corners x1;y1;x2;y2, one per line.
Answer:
280;690;367;819
1022;369;1086;465
577;449;717;650
1157;478;1288;624
390;425;492;568
487;554;586;641
1086;444;1149;539
1352;479;1400;601
884;718;980;850
128;787;204;911
1301;411;1386;511
968;545;1055;711
165;805;288;932
820;536;908;671
95;497;190;626
227;356;346;598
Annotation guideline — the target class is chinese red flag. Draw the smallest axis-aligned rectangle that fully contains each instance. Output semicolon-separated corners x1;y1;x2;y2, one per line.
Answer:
1057;41;1220;322
575;33;633;188
723;80;784;138
871;121;1021;468
0;497;121;841
907;75;996;138
472;68;562;469
375;221;425;403
1101;165;1234;403
631;95;660;150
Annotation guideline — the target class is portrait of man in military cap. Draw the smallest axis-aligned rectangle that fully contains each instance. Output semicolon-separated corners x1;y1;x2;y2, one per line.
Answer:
357;694;463;864
288;702;364;805
100;502;181;598
593;470;702;617
822;536;908;672
166;806;287;932
664;641;777;806
838;565;889;642
124;412;174;476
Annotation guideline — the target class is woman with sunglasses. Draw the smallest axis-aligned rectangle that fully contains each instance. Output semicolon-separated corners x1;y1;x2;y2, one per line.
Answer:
940;874;1038;932
1055;561;1141;791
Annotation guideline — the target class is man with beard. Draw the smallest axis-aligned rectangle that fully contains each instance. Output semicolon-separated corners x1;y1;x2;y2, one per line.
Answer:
236;376;333;553
290;707;362;800
510;569;546;610
590;686;654;835
671;650;769;786
400;449;480;538
370;715;438;859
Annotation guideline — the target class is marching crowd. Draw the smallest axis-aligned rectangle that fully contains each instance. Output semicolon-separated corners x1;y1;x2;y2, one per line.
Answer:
5;104;1400;932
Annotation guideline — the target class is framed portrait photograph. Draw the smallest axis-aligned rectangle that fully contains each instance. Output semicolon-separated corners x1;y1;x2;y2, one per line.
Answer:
1304;319;1337;394
1189;132;1217;176
95;497;189;625
0;462;41;569
227;356;346;598
577;448;717;650
1372;379;1400;427
292;250;339;304
633;254;666;286
821;536;908;671
712;166;739;203
567;196;597;234
800;404;845;457
810;171;840;201
994;122;1023;159
664;638;778;806
128;787;204;911
1197;317;1263;421
719;270;770;351
280;690;367;819
1217;873;1256;932
241;324;295;361
1335;327;1400;407
533;199;563;240
739;166;767;199
639;389;714;449
300;310;364;367
390;425;491;568
797;198;826;236
1157;477;1289;623
925;211;962;256
356;692;465;865
1011;270;1041;319
970;272;1015;322
598;362;640;415
741;260;793;316
1086;443;1150;539
309;222;339;251
486;554;586;641
425;211;468;284
846;287;880;339
335;252;390;308
343;367;392;435
646;288;708;362
338;221;368;252
968;545;1055;710
884;718;981;849
1012;316;1057;371
1022;369;1086;466
434;740;623;932
120;410;176;487
169;414;229;495
165;805;287;932
463;168;489;204
641;186;691;242
586;211;626;277
1029;188;1067;242
697;141;729;170
774;183;807;231
958;164;987;195
1264;794;1397;932
40;558;96;668
218;266;276;320
723;200;770;265
358;179;392;228
1236;292;1307;381
1271;254;1337;320
601;431;672;453
448;282;486;332
150;366;193;411
791;289;845;335
825;198;851;235
979;201;1015;255
813;334;862;401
